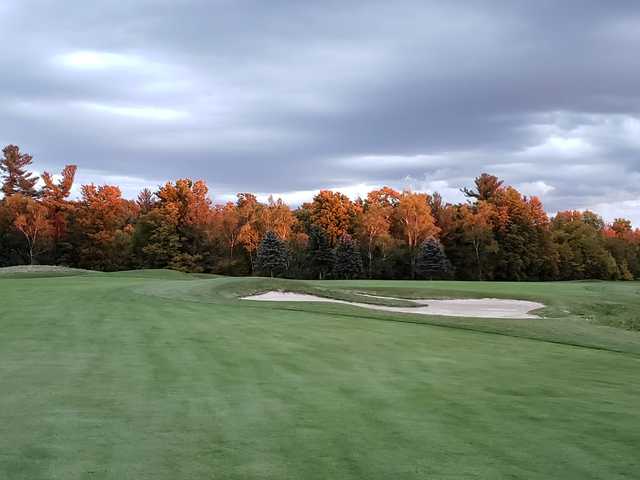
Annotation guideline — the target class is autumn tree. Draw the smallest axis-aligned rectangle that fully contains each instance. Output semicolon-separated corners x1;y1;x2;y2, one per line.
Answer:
395;190;439;278
41;165;76;203
41;165;77;261
610;218;633;239
604;218;638;280
136;179;212;271
236;193;264;270
136;188;156;214
1;145;39;197
218;202;242;259
156;179;211;227
396;191;439;250
487;187;558;280
6;195;52;264
462;173;503;201
308;190;355;245
460;202;498;280
74;184;137;270
367;186;401;208
459;175;558;280
359;187;398;277
263;196;296;240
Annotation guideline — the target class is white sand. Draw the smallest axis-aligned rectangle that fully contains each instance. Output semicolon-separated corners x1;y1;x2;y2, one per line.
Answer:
242;291;544;319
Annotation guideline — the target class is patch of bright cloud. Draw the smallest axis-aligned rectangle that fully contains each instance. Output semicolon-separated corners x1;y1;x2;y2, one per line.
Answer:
403;176;467;204
581;198;640;227
618;116;640;148
518;181;555;197
55;50;143;69
77;102;189;121
520;136;595;158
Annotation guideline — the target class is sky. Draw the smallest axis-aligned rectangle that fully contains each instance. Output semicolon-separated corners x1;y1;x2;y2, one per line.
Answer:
1;0;639;224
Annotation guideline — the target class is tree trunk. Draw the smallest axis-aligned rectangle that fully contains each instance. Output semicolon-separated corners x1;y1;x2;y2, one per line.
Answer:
473;240;482;281
410;252;416;280
248;251;255;273
368;237;373;279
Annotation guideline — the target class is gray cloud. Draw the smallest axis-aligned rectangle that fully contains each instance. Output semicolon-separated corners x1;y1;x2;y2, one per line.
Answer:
1;0;639;223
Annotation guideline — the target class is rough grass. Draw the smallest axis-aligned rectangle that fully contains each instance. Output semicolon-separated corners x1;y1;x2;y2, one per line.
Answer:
1;272;639;479
102;268;201;280
0;265;96;278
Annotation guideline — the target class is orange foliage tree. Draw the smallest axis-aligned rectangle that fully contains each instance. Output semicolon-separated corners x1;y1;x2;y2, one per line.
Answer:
138;179;212;271
308;190;355;245
75;184;137;270
41;165;77;246
263;196;296;240
236;193;263;269
9;195;52;265
359;187;399;277
156;179;211;227
218;202;242;259
459;202;498;280
395;191;439;278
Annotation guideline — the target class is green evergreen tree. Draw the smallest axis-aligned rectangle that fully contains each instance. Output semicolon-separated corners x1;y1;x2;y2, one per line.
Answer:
256;231;288;277
416;237;450;280
333;234;363;279
309;226;335;279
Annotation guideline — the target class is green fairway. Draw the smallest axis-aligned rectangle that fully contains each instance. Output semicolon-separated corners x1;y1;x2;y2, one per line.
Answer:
1;271;639;479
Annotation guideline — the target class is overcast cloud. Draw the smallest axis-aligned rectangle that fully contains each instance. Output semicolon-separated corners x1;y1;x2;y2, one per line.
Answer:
1;0;639;223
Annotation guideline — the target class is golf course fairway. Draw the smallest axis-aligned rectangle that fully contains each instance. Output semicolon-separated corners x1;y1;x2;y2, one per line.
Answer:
1;270;639;479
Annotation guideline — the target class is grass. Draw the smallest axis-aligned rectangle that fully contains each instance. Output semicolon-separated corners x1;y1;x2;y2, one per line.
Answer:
1;271;639;479
0;265;96;279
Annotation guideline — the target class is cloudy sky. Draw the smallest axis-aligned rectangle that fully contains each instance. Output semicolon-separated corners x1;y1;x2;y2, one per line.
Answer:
1;0;639;223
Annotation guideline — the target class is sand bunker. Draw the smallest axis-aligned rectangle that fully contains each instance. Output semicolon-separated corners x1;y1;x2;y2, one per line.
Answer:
242;291;544;319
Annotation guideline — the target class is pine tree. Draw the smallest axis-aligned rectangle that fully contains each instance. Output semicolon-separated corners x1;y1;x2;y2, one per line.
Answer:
256;231;288;277
333;234;363;279
0;145;39;197
309;226;335;279
416;237;450;280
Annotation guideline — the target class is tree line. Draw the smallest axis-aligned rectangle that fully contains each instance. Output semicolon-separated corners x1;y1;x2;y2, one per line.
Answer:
1;144;638;280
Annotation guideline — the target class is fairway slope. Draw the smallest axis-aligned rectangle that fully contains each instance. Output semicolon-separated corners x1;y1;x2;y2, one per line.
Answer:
129;276;640;354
